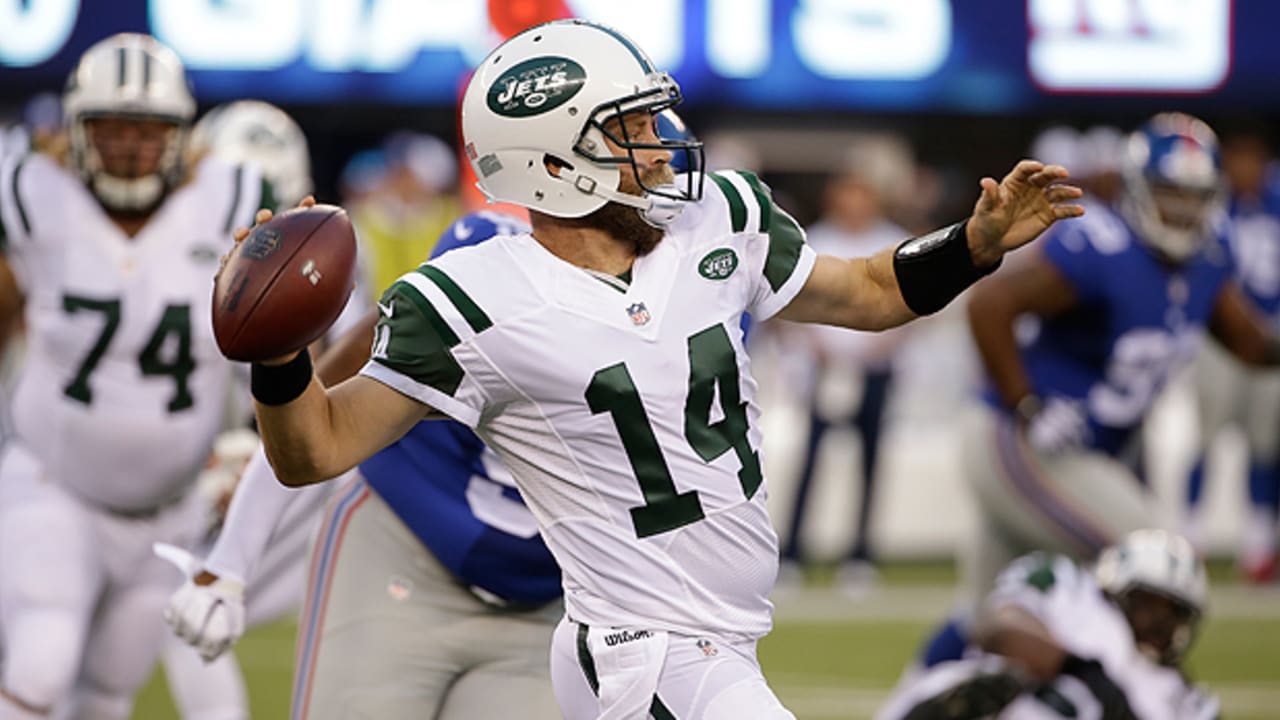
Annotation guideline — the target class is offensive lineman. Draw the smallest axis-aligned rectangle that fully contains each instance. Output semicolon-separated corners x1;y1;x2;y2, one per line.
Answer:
879;530;1218;720
0;35;267;719
238;20;1083;719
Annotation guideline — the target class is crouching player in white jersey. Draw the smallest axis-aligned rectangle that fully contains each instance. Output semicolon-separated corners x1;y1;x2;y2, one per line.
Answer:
0;35;269;720
163;210;565;720
235;19;1084;719
879;530;1219;720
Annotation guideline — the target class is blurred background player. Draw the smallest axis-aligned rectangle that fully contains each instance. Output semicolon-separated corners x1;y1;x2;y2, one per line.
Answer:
879;529;1218;720
0;34;267;720
163;209;564;720
350;131;461;301
920;112;1280;667
1182;120;1280;582
158;98;328;720
777;134;916;594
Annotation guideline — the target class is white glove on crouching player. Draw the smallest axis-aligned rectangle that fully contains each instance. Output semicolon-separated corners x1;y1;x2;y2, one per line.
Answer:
155;542;246;662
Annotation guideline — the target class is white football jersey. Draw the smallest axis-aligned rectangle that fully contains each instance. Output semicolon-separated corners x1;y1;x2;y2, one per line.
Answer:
362;170;816;640
0;152;264;512
881;553;1219;720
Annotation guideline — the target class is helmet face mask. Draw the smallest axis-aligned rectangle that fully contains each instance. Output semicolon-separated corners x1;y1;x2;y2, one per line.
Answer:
462;20;703;223
1094;529;1207;666
63;33;196;214
1119;112;1225;264
571;78;704;206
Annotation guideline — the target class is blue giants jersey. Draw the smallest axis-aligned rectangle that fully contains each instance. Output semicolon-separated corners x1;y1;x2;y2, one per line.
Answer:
987;202;1234;456
1224;177;1280;320
360;211;562;606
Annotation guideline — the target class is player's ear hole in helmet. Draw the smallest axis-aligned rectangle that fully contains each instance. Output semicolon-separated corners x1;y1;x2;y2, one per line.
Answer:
62;33;196;215
461;19;703;223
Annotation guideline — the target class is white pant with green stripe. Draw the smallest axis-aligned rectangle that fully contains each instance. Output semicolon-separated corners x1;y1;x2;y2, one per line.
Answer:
551;616;795;720
958;403;1154;612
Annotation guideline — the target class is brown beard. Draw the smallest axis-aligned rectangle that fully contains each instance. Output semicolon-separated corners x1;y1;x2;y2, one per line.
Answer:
558;163;674;257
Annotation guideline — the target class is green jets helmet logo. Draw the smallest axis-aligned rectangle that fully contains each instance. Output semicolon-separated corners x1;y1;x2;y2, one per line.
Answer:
698;248;739;280
488;56;586;118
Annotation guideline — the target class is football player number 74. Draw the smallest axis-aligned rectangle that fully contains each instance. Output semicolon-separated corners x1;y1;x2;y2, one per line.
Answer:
586;323;762;538
62;294;196;412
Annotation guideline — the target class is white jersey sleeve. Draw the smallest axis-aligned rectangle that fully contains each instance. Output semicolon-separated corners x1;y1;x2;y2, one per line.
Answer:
204;445;310;582
701;170;816;321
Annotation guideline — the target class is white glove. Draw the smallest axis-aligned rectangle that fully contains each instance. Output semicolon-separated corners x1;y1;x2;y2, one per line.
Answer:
155;542;246;662
1022;396;1091;454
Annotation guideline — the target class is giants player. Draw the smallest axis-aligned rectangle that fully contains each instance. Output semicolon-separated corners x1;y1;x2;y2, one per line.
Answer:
923;113;1280;667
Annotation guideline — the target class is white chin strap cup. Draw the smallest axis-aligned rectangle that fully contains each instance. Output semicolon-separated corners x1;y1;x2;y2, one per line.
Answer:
564;171;686;228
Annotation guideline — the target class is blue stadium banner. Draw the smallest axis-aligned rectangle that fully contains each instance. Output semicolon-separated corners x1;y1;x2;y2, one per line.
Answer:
0;0;1271;112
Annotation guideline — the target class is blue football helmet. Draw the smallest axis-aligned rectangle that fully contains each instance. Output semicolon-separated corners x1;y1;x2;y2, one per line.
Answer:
655;108;702;175
1119;112;1225;263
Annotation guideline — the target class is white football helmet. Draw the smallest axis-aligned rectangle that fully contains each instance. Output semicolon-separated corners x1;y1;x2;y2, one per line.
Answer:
1095;529;1207;665
460;19;703;225
193;100;313;207
1119;112;1225;264
63;33;196;213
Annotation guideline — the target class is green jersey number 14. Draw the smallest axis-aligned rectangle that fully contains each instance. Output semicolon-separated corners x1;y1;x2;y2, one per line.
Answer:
585;323;762;538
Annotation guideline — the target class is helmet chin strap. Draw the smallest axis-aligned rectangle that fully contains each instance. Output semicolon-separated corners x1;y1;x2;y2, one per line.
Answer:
561;170;686;228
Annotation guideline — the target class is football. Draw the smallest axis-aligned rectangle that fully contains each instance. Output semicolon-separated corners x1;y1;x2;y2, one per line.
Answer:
212;204;358;362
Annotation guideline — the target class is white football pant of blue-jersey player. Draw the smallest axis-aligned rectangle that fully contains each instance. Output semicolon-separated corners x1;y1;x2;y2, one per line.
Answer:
160;210;566;720
919;112;1280;668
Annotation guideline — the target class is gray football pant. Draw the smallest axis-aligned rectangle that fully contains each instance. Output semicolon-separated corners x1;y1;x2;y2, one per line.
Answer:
958;403;1154;614
290;477;562;720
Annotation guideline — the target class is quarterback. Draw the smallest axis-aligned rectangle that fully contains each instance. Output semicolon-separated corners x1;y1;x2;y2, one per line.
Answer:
0;35;268;720
241;19;1083;719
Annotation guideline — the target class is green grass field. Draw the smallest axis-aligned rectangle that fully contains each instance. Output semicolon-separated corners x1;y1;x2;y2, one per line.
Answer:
133;562;1280;719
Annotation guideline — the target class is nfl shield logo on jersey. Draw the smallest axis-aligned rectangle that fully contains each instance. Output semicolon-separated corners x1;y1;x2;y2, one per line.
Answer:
626;302;651;326
696;638;718;657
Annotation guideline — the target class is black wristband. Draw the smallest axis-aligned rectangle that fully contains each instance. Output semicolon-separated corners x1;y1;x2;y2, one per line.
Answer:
250;349;313;407
892;219;1002;316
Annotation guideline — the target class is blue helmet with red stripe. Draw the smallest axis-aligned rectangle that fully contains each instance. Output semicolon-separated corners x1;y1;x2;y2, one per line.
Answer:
1120;112;1225;263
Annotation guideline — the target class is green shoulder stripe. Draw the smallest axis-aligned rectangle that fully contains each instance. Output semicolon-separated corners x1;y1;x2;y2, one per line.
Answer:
259;176;277;213
418;265;492;334
223;164;245;233
375;280;465;395
708;173;747;233
736;171;773;232
762;207;806;293
10;157;31;238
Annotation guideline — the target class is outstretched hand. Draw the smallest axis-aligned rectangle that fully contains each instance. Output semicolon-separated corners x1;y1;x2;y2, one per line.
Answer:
966;161;1084;266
